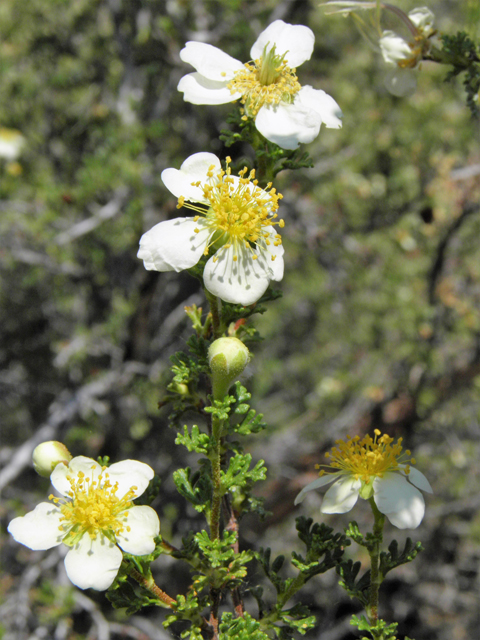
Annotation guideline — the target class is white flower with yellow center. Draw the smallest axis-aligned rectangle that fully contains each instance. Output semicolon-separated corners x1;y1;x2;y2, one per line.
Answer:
295;430;433;529
8;456;159;591
137;152;285;306
177;20;342;150
380;7;435;97
0;127;25;160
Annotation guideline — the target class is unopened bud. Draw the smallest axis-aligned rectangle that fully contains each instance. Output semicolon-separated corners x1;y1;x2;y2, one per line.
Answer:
208;337;250;400
32;441;72;477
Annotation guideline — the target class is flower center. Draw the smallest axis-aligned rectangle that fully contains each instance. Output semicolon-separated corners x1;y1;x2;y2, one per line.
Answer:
317;430;416;485
227;44;301;117
49;467;137;545
177;157;284;262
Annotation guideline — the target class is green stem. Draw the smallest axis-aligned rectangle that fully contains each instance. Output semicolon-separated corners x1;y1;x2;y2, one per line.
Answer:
209;411;224;541
205;289;222;339
367;498;386;626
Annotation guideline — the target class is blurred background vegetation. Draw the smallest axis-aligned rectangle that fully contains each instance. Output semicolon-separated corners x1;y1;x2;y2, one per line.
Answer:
1;1;479;639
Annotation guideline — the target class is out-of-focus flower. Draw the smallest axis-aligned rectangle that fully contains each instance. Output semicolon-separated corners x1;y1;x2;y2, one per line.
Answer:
295;430;433;529
380;7;435;96
33;441;72;477
0;128;25;160
8;456;159;590
138;152;285;306
177;20;342;150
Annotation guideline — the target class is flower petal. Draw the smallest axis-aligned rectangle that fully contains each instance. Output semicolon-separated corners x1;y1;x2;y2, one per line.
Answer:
178;72;241;105
255;101;322;150
203;244;272;305
138;217;210;272
250;20;315;68
321;475;361;514
257;226;284;281
161;152;222;202
296;86;342;129
383;68;417;97
116;506;160;555
51;456;102;497
294;474;338;505
380;31;412;64
408;7;434;29
401;466;433;494
180;42;243;81
64;534;123;590
104;460;155;499
8;502;64;550
373;473;425;529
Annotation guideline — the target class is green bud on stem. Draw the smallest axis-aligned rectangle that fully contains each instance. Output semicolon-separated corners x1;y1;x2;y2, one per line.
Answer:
208;337;250;400
32;441;72;477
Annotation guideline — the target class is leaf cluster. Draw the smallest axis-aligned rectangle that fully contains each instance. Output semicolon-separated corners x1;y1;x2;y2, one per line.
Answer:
439;32;480;116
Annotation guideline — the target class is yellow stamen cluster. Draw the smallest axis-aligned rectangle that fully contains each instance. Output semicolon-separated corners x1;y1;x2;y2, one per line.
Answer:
177;157;284;262
49;466;137;544
317;430;416;484
398;29;434;69
227;44;301;117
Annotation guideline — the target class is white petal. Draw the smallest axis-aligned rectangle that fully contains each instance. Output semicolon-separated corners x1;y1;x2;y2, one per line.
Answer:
180;42;243;81
203;244;272;305
321;476;361;514
380;31;412;64
161;152;221;202
137;217;210;272
255;101;322;150
116;506;160;555
51;456;102;497
178;72;241;105
294;474;338;505
400;466;433;494
8;502;64;550
296;86;343;129
250;20;315;68
64;534;123;590
408;7;434;29
383;68;417;97
373;474;425;529
257;226;284;281
104;460;155;499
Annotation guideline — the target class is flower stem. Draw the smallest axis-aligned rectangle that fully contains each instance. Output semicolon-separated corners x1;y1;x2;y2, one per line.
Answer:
367;498;386;626
128;567;176;608
209;412;224;541
205;289;222;339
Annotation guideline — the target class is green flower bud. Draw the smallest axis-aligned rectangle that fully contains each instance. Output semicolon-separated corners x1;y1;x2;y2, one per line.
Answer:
32;441;72;477
208;337;250;400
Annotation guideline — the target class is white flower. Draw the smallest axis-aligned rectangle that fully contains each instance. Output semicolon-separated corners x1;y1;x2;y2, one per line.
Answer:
295;431;433;529
8;456;160;590
0;127;25;160
177;20;342;150
138;152;285;306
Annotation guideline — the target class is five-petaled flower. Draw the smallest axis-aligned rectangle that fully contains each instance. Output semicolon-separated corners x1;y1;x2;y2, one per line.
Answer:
380;7;435;97
8;456;160;591
137;152;285;306
295;430;432;529
177;20;342;150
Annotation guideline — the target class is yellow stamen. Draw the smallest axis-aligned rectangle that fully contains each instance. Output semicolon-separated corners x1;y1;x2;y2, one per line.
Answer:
227;44;301;117
50;466;137;545
176;157;284;261
317;432;416;484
